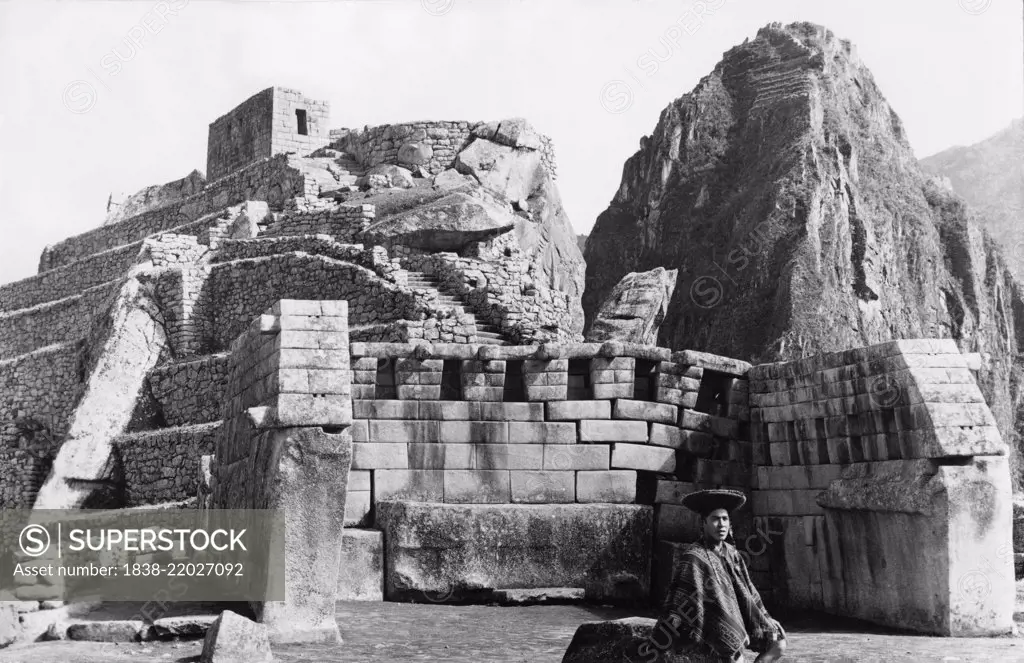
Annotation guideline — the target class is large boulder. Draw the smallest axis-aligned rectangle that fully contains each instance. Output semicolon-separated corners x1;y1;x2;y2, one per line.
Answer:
472;118;543;150
356;164;415;190
376;501;652;603
361;191;515;251
561;617;663;663
454;125;586;336
456;138;544;203
398;141;434;166
586;267;678;344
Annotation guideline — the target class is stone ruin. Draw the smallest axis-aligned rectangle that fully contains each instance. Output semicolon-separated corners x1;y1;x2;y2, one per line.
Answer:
0;86;1014;649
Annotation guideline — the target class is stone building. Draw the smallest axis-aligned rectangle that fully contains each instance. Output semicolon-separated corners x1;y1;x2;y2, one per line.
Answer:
0;87;1013;645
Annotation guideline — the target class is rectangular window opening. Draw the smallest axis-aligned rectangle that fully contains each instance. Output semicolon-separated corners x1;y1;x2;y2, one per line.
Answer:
440;359;462;401
374;358;397;400
694;370;733;417
503;360;527;402
633;359;658;402
295;109;308;136
567;359;592;400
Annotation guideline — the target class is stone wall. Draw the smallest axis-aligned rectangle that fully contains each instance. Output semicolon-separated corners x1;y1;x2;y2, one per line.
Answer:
206;88;274;182
38;155;309;272
264;201;375;243
0;343;84;450
747;339;1012;636
338;122;475;176
149;354;230;427
0;242;141;312
336;120;558;180
345;342;752;530
0;448;52;508
0;280;123;360
204;254;423;352
116;422;220;506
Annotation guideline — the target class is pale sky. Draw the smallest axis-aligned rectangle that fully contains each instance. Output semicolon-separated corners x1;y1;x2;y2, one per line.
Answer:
0;0;1020;287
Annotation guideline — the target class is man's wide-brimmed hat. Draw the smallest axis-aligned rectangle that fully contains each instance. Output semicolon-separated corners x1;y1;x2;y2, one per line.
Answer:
681;489;746;517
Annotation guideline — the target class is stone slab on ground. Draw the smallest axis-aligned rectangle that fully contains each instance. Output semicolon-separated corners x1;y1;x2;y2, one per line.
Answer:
492;587;585;605
67;620;145;642
376;501;652;603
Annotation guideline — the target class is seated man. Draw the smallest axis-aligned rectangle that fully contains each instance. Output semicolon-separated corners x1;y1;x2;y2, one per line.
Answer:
646;489;786;662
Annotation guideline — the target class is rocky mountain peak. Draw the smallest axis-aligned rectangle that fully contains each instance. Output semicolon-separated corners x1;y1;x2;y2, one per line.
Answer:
583;22;1024;484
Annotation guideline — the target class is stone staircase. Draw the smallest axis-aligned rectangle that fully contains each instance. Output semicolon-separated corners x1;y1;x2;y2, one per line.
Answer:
401;270;509;345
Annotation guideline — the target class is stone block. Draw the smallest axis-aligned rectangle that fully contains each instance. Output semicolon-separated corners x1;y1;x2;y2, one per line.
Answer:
349;470;371;492
654;480;699;505
679;410;739;438
354;400;419;420
247;427;350;644
544;444;610;471
369;420;439;443
397;385;441;400
336;529;384;601
548;400;612;420
275;394;352;427
613;399;678;424
525;385;567;401
510;471;576;503
508;422;578;444
611;443;675;473
443;470;511;503
345;491;371;526
671;350;751;376
592;383;634;400
476;444;545;470
438;420;509;444
351;420;368;442
408;443;475;469
462;386;504;401
375;469;444;501
376;501;651;602
474;402;544;421
418;401;471;420
591;357;635;371
579;420;648;443
576;470;638;503
352;443;408;470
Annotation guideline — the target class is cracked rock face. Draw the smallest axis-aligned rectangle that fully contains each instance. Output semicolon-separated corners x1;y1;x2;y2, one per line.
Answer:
582;21;1024;483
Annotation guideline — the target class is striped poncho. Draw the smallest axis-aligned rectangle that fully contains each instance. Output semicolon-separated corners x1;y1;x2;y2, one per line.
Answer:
653;538;781;662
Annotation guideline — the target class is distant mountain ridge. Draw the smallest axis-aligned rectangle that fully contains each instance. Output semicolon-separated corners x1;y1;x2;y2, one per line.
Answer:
921;118;1024;281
